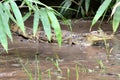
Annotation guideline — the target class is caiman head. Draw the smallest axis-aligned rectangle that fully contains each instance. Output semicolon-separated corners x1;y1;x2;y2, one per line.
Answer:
85;30;114;46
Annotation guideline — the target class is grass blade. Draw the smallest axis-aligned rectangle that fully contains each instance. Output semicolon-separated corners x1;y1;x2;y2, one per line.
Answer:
85;0;90;14
0;16;8;52
23;11;31;22
10;1;25;34
39;8;51;41
0;31;8;52
111;1;120;17
47;8;62;46
19;59;33;80
33;8;39;36
91;0;112;28
2;12;12;41
112;6;120;32
81;6;85;17
60;0;72;13
0;3;12;41
3;2;16;23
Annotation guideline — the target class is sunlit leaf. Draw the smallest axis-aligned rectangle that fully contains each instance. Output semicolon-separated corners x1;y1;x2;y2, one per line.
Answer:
112;6;120;32
33;8;39;36
91;0;112;28
23;11;31;22
4;14;12;40
1;12;12;41
0;31;8;52
0;16;8;52
39;8;51;41
3;2;16;23
47;9;62;46
25;0;34;11
111;1;120;17
20;0;26;7
117;0;120;3
10;1;25;34
0;3;12;41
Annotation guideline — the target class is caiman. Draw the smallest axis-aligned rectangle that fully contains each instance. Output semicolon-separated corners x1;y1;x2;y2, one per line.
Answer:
10;24;113;46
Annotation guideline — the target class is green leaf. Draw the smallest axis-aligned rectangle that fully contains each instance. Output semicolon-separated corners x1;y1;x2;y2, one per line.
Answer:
10;1;25;34
25;0;34;11
47;9;62;46
91;0;112;27
39;8;51;41
117;0;120;2
33;8;39;36
85;0;90;14
28;0;48;8
23;11;31;22
3;2;16;23
0;16;8;52
111;1;120;17
53;9;72;30
60;0;72;13
112;6;120;32
81;6;85;17
20;0;26;7
4;14;12;41
0;3;12;41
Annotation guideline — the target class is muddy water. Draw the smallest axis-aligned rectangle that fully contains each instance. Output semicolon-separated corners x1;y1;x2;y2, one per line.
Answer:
0;19;120;80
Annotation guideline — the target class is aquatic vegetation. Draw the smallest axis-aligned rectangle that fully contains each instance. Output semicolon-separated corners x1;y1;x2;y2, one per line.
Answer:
75;64;79;80
67;67;70;80
19;54;42;80
19;58;33;80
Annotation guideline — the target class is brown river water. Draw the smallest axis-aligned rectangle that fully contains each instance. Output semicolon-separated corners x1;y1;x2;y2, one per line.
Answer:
0;18;120;80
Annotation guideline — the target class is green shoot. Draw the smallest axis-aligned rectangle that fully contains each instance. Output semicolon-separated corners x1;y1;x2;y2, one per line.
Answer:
67;67;70;80
76;64;79;80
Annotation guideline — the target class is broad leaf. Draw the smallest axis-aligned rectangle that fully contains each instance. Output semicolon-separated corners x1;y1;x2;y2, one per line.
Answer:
60;0;72;13
81;6;85;17
112;6;120;32
91;0;112;28
0;16;8;52
33;8;39;36
39;8;51;41
0;3;12;41
111;1;120;17
23;11;31;22
47;9;62;46
3;2;16;23
10;1;25;34
85;0;90;14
